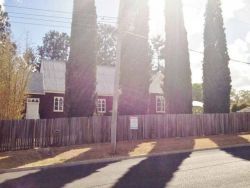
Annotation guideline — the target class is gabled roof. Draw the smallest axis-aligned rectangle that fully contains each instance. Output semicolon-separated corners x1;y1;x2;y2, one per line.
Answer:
96;66;115;96
40;60;66;93
149;71;164;94
27;61;164;96
26;72;44;95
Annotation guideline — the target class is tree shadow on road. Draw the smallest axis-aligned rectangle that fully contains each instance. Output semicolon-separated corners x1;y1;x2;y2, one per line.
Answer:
210;135;250;161
112;139;194;188
0;161;116;188
0;141;144;188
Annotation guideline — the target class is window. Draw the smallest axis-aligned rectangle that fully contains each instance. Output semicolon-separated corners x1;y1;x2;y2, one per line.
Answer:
156;96;165;113
54;97;64;112
97;99;106;113
27;98;40;103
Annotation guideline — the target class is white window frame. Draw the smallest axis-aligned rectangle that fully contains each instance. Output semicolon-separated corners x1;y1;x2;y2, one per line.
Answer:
27;98;40;103
156;96;165;113
54;97;64;112
97;99;106;113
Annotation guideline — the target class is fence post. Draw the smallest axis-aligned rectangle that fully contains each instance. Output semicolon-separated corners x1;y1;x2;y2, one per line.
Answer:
33;120;36;148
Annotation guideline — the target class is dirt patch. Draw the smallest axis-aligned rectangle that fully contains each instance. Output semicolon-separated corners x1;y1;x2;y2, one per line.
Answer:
0;133;249;170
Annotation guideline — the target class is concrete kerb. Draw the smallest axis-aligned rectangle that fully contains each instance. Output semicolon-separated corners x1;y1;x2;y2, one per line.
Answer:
1;143;250;174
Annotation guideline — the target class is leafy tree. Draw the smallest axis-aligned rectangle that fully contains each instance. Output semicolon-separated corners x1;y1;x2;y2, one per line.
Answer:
231;103;248;112
151;35;165;70
193;106;204;114
97;23;117;66
23;47;39;71
0;40;31;120
230;89;250;111
0;5;11;41
119;0;151;115
37;30;70;62
163;0;192;114
0;7;31;119
65;0;97;117
24;48;36;64
203;0;231;113
192;83;203;102
236;90;250;105
230;89;240;105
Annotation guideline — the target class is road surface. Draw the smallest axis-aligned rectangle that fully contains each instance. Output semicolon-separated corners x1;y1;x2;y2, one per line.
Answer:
0;146;250;188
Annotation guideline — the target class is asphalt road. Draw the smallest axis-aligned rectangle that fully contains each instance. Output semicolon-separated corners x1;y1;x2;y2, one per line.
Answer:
0;146;250;188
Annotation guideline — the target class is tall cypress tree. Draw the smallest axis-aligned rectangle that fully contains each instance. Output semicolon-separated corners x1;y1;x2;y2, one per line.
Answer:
164;0;192;114
65;0;97;117
119;0;151;115
203;0;231;113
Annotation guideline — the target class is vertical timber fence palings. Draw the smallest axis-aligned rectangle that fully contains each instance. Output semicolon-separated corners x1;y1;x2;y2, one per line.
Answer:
0;113;250;152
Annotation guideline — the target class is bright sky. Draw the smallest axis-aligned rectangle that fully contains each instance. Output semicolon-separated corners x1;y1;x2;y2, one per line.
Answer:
1;0;250;91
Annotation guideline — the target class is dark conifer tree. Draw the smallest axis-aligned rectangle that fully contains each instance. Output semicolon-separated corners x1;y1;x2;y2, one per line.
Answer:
163;0;192;114
65;0;97;117
119;0;151;115
203;0;231;113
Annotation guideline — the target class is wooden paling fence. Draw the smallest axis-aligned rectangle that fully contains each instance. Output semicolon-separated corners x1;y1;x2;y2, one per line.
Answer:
0;113;250;152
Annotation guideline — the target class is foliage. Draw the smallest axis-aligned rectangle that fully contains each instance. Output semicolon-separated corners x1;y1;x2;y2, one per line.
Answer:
192;83;203;102
0;39;31;120
119;0;151;115
151;35;165;70
97;23;117;66
203;0;231;113
163;0;192;114
231;89;250;105
230;89;250;112
0;5;11;41
23;47;39;71
0;6;30;120
193;106;204;114
231;103;248;113
37;30;70;62
65;0;97;117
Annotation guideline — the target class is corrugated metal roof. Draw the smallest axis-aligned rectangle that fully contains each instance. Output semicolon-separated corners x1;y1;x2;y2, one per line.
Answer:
27;61;164;96
40;60;66;93
26;72;44;94
149;71;164;94
96;66;115;96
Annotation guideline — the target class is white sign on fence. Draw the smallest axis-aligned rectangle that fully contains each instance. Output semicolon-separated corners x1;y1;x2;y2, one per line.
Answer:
130;116;139;130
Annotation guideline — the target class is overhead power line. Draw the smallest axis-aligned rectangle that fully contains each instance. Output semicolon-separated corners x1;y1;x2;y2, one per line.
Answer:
9;15;117;25
8;11;117;21
3;4;72;14
10;21;71;29
3;4;117;19
5;4;250;66
10;20;117;29
126;32;250;66
189;49;250;66
8;11;72;20
10;16;71;24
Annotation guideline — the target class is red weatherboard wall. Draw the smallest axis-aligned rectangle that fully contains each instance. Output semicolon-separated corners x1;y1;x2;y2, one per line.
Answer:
96;96;113;116
28;93;66;119
148;94;166;114
97;95;165;116
27;94;165;119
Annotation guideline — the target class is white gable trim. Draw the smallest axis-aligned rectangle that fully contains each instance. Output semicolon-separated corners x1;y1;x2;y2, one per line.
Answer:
45;91;65;94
